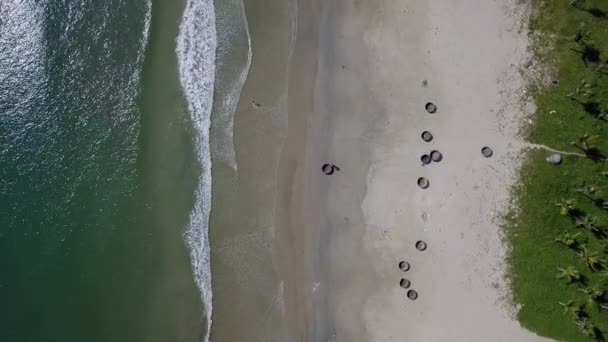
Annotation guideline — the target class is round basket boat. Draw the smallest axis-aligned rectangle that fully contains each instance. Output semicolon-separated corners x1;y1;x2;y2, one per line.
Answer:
481;146;493;158
421;154;431;165
398;261;410;272
421;131;433;142
407;290;419;300
425;102;437;114
430;150;443;162
400;278;411;289
322;163;334;175
415;240;427;251
417;177;430;189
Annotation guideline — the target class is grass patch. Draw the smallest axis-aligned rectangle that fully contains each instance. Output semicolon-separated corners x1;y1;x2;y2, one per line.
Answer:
507;0;608;341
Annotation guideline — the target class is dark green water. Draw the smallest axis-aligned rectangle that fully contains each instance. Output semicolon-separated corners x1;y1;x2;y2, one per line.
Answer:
0;1;203;341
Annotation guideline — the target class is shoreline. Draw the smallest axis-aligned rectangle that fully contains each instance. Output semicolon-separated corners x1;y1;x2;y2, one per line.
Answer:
207;0;295;340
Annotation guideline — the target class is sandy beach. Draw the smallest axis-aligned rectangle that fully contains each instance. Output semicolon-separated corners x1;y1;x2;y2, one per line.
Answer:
274;0;553;340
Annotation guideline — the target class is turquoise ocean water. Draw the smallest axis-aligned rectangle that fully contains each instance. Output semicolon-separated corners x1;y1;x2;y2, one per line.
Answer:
0;0;251;340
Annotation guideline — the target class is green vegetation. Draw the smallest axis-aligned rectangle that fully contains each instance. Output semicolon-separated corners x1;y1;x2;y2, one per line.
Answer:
507;0;608;341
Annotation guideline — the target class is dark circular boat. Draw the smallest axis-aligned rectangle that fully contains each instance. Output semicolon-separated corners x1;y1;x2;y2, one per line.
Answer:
417;177;429;189
430;150;443;162
322;163;336;175
421;131;433;142
481;146;493;158
415;240;427;251
421;154;431;165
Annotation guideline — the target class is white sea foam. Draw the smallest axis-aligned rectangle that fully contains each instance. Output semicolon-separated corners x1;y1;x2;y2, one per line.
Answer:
138;1;152;66
176;0;217;340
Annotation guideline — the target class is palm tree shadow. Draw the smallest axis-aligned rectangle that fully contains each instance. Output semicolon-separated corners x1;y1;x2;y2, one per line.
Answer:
569;209;586;221
573;3;608;20
588;8;608;20
593;330;606;342
568;97;605;120
578;274;589;287
585;148;606;162
593;198;608;211
571;44;601;67
592;230;608;240
583;101;602;116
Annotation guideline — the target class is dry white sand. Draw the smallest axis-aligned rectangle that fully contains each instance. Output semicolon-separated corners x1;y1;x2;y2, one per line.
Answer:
299;0;554;341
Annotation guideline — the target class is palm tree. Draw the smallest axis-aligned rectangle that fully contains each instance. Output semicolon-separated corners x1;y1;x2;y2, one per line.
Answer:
576;185;601;199
556;265;583;283
592;224;608;238
576;318;599;339
576;186;608;211
574;216;597;231
559;300;584;319
576;216;608;237
578;247;607;272
596;104;608;121
579;285;607;308
567;79;595;99
556;199;578;216
555;232;581;249
571;133;599;153
573;24;591;45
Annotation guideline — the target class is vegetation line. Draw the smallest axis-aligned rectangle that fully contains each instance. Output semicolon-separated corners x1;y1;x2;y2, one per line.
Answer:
507;0;608;341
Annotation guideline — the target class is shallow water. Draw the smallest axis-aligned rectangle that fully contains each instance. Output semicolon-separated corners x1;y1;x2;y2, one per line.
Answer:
208;0;296;340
